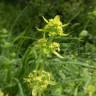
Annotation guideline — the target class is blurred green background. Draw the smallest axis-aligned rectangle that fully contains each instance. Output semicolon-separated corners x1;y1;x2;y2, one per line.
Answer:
0;0;96;35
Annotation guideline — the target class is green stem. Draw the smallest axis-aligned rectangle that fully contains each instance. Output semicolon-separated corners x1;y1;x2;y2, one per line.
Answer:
14;78;25;96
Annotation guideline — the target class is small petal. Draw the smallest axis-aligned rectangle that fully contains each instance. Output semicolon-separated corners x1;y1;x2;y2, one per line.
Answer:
42;16;48;23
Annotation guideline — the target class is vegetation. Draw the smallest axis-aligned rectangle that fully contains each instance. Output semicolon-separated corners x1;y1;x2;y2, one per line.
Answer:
0;0;96;96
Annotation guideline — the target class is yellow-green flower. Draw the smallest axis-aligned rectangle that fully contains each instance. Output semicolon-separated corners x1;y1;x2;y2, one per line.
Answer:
49;42;60;52
34;38;50;56
84;84;95;96
34;38;63;58
0;90;4;96
0;90;8;96
24;70;56;96
38;15;68;37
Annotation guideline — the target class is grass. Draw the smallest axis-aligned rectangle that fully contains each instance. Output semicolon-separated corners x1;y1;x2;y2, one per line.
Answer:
0;1;96;96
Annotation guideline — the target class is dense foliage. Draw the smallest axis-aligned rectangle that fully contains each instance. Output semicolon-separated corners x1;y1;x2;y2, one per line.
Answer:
0;0;96;96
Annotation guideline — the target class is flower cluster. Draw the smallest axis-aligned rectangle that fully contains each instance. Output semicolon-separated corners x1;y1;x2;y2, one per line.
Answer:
0;90;4;96
34;38;63;58
24;70;56;96
38;15;68;37
36;38;59;53
0;89;8;96
84;84;95;96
